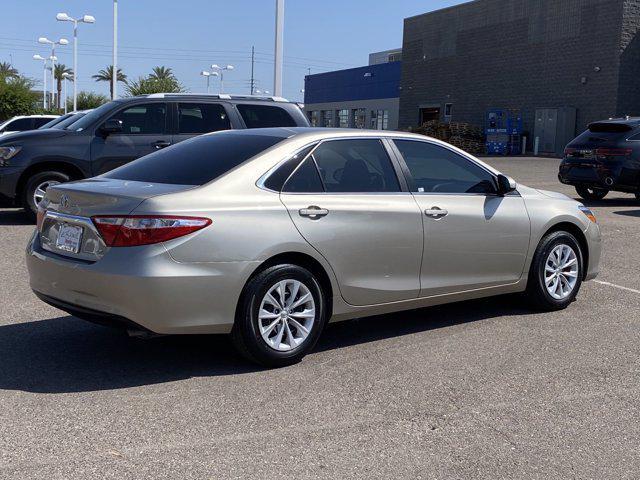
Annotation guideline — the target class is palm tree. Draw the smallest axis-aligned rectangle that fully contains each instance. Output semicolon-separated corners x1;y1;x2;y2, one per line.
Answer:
0;62;19;82
92;65;127;99
54;64;73;109
149;66;174;81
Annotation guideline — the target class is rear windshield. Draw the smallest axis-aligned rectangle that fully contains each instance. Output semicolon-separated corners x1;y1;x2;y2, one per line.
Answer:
103;132;286;185
237;104;297;128
39;114;72;129
588;122;632;133
53;112;87;130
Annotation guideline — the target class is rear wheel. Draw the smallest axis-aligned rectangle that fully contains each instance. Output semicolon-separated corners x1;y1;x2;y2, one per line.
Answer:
635;192;640;202
526;231;584;311
575;185;608;201
232;264;327;367
22;171;70;219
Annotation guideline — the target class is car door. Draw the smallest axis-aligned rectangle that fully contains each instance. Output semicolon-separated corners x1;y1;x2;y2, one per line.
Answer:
279;138;423;306
90;102;170;175
392;139;531;297
172;102;232;145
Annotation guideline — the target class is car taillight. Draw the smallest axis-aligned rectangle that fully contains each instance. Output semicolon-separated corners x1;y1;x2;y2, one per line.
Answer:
36;207;46;232
92;215;211;247
564;147;577;156
595;148;632;158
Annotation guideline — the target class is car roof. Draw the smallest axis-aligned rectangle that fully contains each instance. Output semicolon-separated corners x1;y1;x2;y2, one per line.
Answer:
592;117;640;127
126;93;297;104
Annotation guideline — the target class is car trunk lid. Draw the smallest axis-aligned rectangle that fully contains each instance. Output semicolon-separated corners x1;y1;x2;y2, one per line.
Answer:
39;178;195;261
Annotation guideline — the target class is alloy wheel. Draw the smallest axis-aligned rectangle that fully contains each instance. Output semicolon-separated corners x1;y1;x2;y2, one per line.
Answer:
258;279;316;352
33;180;61;206
544;244;579;300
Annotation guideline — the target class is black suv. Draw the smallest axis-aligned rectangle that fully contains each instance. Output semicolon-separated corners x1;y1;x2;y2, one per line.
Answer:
0;94;309;216
559;118;640;201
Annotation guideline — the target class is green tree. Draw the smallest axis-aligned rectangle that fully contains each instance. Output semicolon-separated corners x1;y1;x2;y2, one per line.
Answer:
0;62;19;82
124;76;185;96
66;91;109;111
0;76;39;121
54;64;74;109
149;66;174;81
92;65;127;99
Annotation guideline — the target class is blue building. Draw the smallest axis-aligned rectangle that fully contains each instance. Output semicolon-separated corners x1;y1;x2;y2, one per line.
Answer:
303;52;401;130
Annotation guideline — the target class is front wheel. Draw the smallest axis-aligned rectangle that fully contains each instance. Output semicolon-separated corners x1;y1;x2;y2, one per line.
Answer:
575;185;608;201
22;171;70;219
232;264;328;367
526;231;584;311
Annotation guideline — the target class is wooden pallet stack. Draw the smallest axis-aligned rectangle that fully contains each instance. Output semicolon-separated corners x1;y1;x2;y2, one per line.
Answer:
409;121;485;155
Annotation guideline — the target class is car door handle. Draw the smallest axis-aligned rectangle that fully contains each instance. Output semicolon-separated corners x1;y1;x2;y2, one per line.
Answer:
152;140;171;149
424;207;449;219
299;206;329;219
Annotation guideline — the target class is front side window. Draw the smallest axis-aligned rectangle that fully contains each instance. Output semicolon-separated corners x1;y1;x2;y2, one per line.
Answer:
178;103;230;134
33;117;54;128
394;140;496;194
108;103;167;135
6;118;32;131
237;104;297;128
312;139;400;193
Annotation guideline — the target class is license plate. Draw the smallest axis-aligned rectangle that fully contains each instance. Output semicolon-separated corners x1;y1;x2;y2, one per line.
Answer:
56;223;83;253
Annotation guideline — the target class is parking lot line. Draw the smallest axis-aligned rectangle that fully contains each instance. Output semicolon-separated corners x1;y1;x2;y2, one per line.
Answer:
594;280;640;295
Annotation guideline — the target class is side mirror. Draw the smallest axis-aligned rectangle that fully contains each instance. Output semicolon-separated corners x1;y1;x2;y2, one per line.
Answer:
496;174;517;195
99;119;123;136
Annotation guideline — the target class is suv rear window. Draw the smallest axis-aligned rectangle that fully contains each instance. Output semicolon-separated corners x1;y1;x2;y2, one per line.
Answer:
237;104;297;128
588;122;632;133
104;132;286;185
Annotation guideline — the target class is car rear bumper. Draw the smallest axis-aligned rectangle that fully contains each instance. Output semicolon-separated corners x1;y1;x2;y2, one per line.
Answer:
26;231;260;334
558;160;640;192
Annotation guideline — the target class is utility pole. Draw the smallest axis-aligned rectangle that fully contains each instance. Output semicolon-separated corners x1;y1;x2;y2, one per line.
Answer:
250;46;255;95
274;0;284;97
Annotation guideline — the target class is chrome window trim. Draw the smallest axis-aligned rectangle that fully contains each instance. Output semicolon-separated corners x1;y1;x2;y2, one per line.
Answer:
256;141;320;193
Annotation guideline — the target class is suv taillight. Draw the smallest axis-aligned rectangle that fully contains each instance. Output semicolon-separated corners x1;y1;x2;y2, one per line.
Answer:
92;215;211;247
595;148;632;158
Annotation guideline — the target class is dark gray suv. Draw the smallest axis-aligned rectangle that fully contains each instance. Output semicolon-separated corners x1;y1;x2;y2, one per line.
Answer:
0;94;309;216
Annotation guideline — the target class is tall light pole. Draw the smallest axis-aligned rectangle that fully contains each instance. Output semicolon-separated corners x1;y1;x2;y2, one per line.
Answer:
56;12;95;112
33;54;49;109
62;72;73;113
38;37;69;109
211;65;234;94
200;70;219;94
274;0;284;97
113;0;118;100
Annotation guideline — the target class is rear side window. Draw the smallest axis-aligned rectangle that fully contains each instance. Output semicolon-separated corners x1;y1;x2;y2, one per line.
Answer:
283;158;324;193
178;103;230;134
263;144;316;191
5;118;32;131
33;117;54;128
104;133;286;185
312;139;401;192
237;104;297;128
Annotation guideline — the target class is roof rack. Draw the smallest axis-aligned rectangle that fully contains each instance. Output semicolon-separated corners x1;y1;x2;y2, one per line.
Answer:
144;93;289;102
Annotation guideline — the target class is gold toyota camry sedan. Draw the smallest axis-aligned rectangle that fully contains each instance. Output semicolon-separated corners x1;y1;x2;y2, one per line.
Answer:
27;128;602;367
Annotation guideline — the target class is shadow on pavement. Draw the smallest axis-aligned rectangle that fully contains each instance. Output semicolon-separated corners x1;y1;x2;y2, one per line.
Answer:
613;209;640;218
577;197;640;208
0;296;532;394
0;208;33;226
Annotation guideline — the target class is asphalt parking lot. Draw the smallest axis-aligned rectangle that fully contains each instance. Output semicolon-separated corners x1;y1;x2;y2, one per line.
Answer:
1;156;639;479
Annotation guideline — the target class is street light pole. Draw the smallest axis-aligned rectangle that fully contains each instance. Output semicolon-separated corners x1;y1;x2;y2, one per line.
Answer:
274;0;284;97
38;37;68;110
33;55;48;109
211;65;234;94
113;0;118;100
57;13;95;111
200;70;219;94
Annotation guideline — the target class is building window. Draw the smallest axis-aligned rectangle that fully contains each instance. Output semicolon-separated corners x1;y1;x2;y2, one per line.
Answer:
444;103;453;119
352;108;366;129
309;111;319;127
337;109;350;128
322;110;334;127
371;109;389;130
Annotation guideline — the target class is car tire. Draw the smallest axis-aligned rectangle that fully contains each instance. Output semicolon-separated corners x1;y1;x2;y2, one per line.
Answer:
635;192;640;202
22;171;70;219
526;231;584;311
232;264;328;367
575;185;608;201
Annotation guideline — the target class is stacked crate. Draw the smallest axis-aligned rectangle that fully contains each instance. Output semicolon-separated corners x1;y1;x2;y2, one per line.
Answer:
409;121;485;155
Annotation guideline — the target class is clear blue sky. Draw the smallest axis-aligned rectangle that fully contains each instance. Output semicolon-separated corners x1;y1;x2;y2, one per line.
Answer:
2;0;465;102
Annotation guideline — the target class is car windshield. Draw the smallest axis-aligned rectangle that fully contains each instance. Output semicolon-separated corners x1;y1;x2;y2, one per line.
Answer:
39;114;73;129
52;112;87;130
66;102;119;131
103;131;289;185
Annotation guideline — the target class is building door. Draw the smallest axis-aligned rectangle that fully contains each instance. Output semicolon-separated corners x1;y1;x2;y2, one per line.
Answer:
535;108;559;154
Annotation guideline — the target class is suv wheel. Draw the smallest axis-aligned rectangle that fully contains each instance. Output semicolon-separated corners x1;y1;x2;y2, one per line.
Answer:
232;264;327;367
575;185;608;201
635;192;640;202
22;171;70;218
526;231;584;311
